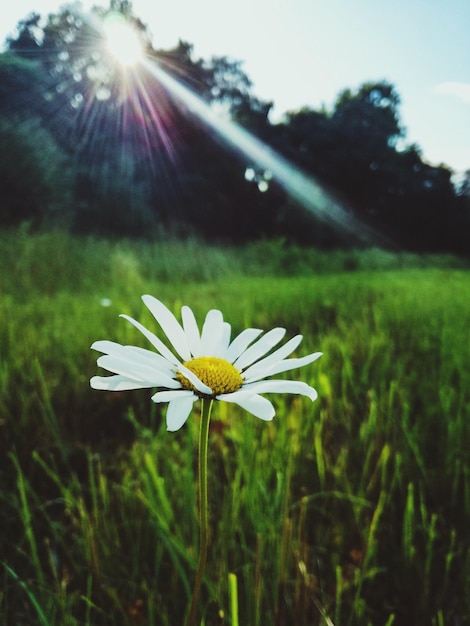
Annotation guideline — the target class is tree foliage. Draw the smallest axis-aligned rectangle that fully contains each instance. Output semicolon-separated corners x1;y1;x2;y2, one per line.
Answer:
0;2;467;253
273;83;464;251
0;116;73;227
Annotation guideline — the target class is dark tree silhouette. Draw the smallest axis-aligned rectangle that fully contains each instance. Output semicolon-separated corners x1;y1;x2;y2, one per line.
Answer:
272;81;462;251
1;3;465;252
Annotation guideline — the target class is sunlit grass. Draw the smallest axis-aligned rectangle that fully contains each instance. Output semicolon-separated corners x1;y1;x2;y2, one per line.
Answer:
0;228;469;625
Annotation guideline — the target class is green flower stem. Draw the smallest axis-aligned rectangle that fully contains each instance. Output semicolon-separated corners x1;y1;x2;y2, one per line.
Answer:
187;398;213;626
228;572;239;626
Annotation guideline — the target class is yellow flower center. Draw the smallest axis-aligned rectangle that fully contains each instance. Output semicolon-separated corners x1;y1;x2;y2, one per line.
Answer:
177;356;243;396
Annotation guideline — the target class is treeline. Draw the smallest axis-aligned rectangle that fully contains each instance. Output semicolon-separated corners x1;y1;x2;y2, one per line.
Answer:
1;0;469;253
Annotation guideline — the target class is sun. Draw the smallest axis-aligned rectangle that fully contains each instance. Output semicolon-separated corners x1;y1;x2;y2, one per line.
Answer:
103;11;144;67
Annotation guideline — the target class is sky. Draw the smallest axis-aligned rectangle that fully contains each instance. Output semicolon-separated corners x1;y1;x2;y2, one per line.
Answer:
1;0;469;174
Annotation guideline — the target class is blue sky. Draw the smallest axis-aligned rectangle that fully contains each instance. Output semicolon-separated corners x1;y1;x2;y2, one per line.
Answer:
2;0;469;173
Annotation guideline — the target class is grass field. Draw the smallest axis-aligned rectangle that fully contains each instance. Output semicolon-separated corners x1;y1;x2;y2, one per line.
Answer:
1;228;469;625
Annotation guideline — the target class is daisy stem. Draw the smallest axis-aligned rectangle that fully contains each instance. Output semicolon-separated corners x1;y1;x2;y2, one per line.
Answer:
187;398;213;626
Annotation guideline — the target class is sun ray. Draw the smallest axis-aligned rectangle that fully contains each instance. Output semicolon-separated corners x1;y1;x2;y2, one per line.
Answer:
142;58;393;247
14;4;395;244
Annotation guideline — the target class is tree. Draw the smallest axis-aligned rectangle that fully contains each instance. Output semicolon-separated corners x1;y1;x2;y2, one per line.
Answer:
332;81;404;149
3;5;464;251
326;81;405;210
5;13;43;60
0;116;74;227
4;3;284;240
274;81;463;251
456;170;470;198
0;52;48;119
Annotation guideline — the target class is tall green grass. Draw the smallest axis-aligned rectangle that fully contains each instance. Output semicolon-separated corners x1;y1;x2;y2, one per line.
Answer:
1;228;469;625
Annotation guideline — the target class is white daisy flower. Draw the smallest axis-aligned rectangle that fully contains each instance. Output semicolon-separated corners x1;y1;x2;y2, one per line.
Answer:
90;295;322;431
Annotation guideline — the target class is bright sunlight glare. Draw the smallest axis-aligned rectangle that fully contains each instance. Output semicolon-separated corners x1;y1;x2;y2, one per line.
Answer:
143;58;393;247
103;11;143;67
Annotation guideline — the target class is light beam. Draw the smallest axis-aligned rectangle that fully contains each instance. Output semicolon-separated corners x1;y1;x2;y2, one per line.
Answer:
143;59;393;247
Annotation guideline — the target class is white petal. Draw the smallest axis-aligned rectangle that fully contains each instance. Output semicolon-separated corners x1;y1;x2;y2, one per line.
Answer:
124;346;178;374
166;396;197;431
92;340;175;376
91;339;126;354
178;363;213;395
210;321;231;357
234;327;286;370
199;309;226;355
142;295;191;361
120;314;180;366
90;375;156;391
218;392;275;420
259;352;323;379
242;379;318;401
96;355;181;388
225;328;263;362
181;305;201;357
151;389;194;403
243;335;303;382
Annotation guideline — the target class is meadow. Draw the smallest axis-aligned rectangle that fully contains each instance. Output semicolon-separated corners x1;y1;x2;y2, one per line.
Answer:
0;227;469;626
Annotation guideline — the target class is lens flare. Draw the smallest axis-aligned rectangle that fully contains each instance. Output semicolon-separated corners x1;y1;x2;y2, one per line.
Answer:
142;59;392;247
103;12;143;67
35;4;393;245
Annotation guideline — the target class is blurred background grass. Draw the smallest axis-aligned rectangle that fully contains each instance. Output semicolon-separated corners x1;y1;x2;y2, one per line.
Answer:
0;228;469;625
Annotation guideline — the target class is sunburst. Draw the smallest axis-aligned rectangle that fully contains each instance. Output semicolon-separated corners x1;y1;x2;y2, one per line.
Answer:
103;11;144;68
